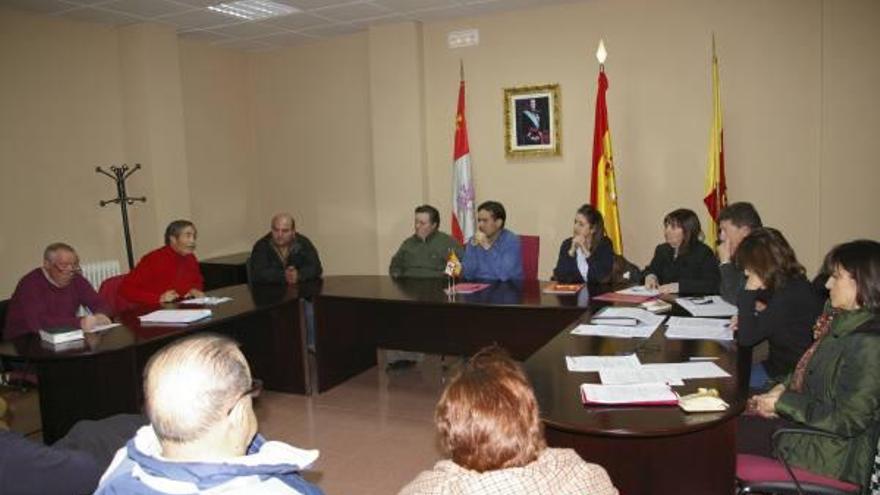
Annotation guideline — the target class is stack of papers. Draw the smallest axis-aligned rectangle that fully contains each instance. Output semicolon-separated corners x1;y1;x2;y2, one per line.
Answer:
676;296;737;317
39;327;84;344
665;316;733;341
580;383;678;406
180;296;232;306
571;307;665;339
565;354;640;372
139;309;212;325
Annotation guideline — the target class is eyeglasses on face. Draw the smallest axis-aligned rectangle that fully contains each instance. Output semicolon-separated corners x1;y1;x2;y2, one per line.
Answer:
226;378;263;416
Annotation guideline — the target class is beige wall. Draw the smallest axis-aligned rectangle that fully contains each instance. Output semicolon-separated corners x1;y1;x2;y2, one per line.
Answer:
249;33;378;275
0;9;128;296
2;0;879;297
178;40;256;259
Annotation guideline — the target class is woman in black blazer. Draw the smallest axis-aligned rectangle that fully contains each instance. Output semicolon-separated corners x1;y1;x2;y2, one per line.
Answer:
553;204;614;284
733;227;822;389
644;208;720;294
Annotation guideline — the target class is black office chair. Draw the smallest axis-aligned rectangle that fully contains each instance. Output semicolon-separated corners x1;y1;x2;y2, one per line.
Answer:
736;427;876;495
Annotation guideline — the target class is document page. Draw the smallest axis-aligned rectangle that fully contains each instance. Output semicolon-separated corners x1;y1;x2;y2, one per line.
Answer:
565;354;641;372
599;367;685;386
675;296;737;317
641;361;731;380
665;316;733;341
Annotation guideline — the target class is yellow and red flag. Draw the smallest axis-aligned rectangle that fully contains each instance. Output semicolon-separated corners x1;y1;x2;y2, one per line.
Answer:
590;68;623;254
703;38;727;249
451;65;475;244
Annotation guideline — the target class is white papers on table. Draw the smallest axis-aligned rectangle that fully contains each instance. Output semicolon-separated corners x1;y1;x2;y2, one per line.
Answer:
565;354;641;372
665;317;733;341
139;309;212;325
84;322;121;333
580;383;678;406
571;307;665;339
179;296;232;306
675;295;737;317
599;368;685;386
616;286;660;297
641;361;730;380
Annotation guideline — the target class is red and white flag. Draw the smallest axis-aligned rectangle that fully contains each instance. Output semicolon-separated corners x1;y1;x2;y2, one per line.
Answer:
451;71;475;244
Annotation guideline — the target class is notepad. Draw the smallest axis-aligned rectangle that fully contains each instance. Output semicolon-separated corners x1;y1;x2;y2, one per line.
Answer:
665;316;733;341
139;309;212;325
616;286;661;297
39;327;84;344
580;383;678;406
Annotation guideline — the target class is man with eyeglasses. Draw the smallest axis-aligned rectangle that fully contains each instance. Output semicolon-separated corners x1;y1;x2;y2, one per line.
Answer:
96;334;323;494
4;242;111;340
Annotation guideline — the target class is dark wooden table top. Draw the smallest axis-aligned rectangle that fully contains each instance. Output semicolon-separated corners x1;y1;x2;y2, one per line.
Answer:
199;251;250;265
318;275;597;309
0;283;306;362
525;309;750;437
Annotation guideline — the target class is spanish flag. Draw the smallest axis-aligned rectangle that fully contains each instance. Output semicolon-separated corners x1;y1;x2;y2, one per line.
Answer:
590;66;623;254
703;37;727;249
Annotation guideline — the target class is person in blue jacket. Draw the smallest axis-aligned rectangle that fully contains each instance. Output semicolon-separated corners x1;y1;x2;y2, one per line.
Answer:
462;201;523;282
95;334;323;495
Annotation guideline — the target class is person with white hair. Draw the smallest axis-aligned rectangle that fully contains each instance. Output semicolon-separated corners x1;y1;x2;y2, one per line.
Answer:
95;334;323;494
4;242;111;340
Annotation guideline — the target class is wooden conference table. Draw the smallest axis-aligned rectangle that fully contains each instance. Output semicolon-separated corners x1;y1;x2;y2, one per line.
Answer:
524;310;751;495
313;275;590;392
0;283;310;443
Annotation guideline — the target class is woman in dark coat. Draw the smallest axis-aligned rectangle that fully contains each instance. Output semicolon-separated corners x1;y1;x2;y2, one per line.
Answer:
643;208;720;295
744;239;880;488
732;228;823;389
552;204;614;284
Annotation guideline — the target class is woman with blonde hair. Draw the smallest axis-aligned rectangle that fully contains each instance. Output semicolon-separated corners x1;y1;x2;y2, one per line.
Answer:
399;347;617;495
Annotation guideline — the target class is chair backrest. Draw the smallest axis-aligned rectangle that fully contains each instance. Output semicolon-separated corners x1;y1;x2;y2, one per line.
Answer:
98;274;134;316
520;235;540;281
0;299;8;342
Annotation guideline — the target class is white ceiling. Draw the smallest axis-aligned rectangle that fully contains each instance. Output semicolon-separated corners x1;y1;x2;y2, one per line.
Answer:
2;0;582;51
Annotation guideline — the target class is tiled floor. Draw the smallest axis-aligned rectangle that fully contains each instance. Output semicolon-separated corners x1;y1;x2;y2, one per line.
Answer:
256;353;460;494
1;353;458;494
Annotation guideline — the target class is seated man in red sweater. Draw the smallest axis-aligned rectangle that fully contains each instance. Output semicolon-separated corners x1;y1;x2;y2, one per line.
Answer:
5;242;112;340
120;220;205;305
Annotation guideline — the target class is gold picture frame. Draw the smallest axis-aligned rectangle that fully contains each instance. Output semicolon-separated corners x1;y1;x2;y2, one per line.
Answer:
503;83;561;158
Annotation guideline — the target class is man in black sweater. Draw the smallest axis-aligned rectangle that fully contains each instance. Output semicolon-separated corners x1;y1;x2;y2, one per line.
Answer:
249;213;322;285
717;202;763;303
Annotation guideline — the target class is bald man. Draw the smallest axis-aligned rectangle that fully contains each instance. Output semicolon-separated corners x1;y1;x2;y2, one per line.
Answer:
95;334;323;494
249;213;322;285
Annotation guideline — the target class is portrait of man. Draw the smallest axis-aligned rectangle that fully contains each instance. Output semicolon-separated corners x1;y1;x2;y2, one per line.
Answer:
514;96;551;146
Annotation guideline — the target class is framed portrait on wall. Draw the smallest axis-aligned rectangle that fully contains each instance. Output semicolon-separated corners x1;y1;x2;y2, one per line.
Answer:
503;84;561;158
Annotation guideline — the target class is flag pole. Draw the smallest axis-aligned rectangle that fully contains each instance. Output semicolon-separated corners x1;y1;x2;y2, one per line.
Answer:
460;59;464;81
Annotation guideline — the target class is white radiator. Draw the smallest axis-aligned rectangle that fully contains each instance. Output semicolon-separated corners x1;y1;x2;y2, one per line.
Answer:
80;260;122;290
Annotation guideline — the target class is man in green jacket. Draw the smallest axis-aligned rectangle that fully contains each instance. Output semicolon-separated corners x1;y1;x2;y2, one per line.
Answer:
386;205;463;369
389;205;463;278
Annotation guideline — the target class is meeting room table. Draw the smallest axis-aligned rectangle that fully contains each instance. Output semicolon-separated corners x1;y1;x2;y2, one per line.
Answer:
0;283;311;443
524;305;751;495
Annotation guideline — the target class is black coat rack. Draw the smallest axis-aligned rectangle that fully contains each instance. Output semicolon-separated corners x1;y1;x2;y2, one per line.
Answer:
97;164;146;270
